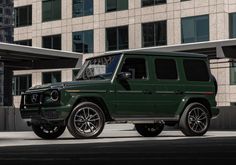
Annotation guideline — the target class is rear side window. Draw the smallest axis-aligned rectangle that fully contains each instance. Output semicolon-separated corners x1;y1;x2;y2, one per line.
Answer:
155;59;178;80
183;59;209;81
121;58;147;79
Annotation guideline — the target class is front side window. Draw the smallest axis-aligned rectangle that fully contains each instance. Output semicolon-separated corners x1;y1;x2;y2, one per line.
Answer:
142;20;167;47
106;0;128;12
229;13;236;38
77;55;121;80
106;25;129;51
155;59;177;80
141;0;166;7
73;0;93;17
73;30;93;53
181;15;209;43
183;59;209;81
15;39;32;46
42;71;61;84
12;75;32;96
42;0;61;22
42;34;61;50
121;58;147;80
14;5;32;27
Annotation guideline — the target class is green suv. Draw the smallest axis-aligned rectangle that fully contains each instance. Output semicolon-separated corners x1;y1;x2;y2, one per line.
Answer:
20;51;219;139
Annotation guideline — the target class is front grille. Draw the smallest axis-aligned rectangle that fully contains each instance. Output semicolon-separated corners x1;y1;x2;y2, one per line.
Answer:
25;93;42;105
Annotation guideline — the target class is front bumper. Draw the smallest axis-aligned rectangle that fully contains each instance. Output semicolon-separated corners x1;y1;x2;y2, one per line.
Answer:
20;93;72;121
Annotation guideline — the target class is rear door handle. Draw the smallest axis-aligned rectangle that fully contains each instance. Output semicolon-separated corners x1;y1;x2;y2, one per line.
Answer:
143;90;152;94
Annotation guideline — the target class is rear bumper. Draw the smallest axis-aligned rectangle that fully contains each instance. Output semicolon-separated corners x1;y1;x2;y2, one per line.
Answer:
211;107;220;119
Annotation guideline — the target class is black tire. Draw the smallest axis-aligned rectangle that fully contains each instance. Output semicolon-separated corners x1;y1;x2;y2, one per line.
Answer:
179;103;210;136
135;123;164;137
67;102;105;139
32;123;66;139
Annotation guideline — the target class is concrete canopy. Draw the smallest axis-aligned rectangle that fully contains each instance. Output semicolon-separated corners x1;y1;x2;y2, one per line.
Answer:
0;42;82;69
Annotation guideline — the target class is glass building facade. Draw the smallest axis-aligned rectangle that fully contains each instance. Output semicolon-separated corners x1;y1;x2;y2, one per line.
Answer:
0;0;13;43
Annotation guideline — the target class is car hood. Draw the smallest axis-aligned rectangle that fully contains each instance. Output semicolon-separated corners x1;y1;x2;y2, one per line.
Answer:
28;80;110;90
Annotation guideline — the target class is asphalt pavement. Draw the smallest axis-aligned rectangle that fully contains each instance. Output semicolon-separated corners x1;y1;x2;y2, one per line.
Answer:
0;124;236;165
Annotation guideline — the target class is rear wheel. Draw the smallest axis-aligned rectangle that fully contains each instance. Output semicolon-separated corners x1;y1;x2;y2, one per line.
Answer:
67;102;105;139
179;103;210;136
135;123;164;137
32;123;66;139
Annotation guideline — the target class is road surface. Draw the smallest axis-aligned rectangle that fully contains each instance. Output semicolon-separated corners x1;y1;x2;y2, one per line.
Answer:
0;124;235;164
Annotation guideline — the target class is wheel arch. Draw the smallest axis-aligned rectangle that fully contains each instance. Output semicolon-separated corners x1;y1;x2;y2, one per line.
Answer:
177;97;212;119
69;96;112;122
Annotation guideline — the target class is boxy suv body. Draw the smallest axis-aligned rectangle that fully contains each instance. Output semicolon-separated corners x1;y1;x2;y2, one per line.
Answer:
20;51;219;139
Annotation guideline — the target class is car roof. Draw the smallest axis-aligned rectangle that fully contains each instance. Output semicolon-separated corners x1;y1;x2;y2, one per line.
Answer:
86;50;207;60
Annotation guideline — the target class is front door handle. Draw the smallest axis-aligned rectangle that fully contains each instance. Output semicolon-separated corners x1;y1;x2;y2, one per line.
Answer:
175;90;184;94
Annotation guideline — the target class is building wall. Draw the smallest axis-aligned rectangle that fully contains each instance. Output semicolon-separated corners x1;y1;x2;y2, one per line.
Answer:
14;0;236;59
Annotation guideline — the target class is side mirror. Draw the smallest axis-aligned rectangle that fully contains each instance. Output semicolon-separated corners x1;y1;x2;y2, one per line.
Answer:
117;72;131;80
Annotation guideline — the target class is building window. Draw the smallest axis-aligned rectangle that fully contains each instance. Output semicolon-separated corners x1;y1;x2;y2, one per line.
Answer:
72;69;80;80
42;0;61;22
230;62;236;85
142;20;167;47
73;0;93;17
155;59;177;80
72;30;93;53
42;71;61;84
106;0;128;12
14;5;32;27
183;59;209;82
141;0;166;7
181;15;209;43
106;25;128;51
15;39;32;46
12;75;32;96
42;34;61;50
229;13;236;38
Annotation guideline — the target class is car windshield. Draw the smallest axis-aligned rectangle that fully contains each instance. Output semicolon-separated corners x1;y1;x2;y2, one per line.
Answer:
76;54;121;80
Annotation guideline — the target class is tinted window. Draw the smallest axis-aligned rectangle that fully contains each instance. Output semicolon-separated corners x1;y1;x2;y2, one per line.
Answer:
15;5;32;27
181;15;209;43
142;0;166;7
155;59;177;80
106;25;128;51
229;13;236;38
142;20;167;47
106;0;128;12
42;0;61;22
183;59;209;81
73;0;93;17
121;58;147;79
42;71;61;84
12;75;32;96
42;34;61;50
15;39;32;46
73;30;93;53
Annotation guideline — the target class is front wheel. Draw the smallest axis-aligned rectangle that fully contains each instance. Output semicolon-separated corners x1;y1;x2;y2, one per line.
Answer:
32;123;66;139
179;103;210;136
67;102;105;139
135;123;164;137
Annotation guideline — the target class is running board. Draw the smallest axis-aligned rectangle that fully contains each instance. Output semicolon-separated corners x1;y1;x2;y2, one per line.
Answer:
111;117;179;124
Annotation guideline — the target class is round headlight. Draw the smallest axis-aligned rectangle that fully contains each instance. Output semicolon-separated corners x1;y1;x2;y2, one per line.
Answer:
50;90;59;102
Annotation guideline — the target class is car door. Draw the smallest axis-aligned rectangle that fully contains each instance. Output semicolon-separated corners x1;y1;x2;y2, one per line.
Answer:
151;57;185;117
113;55;153;117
